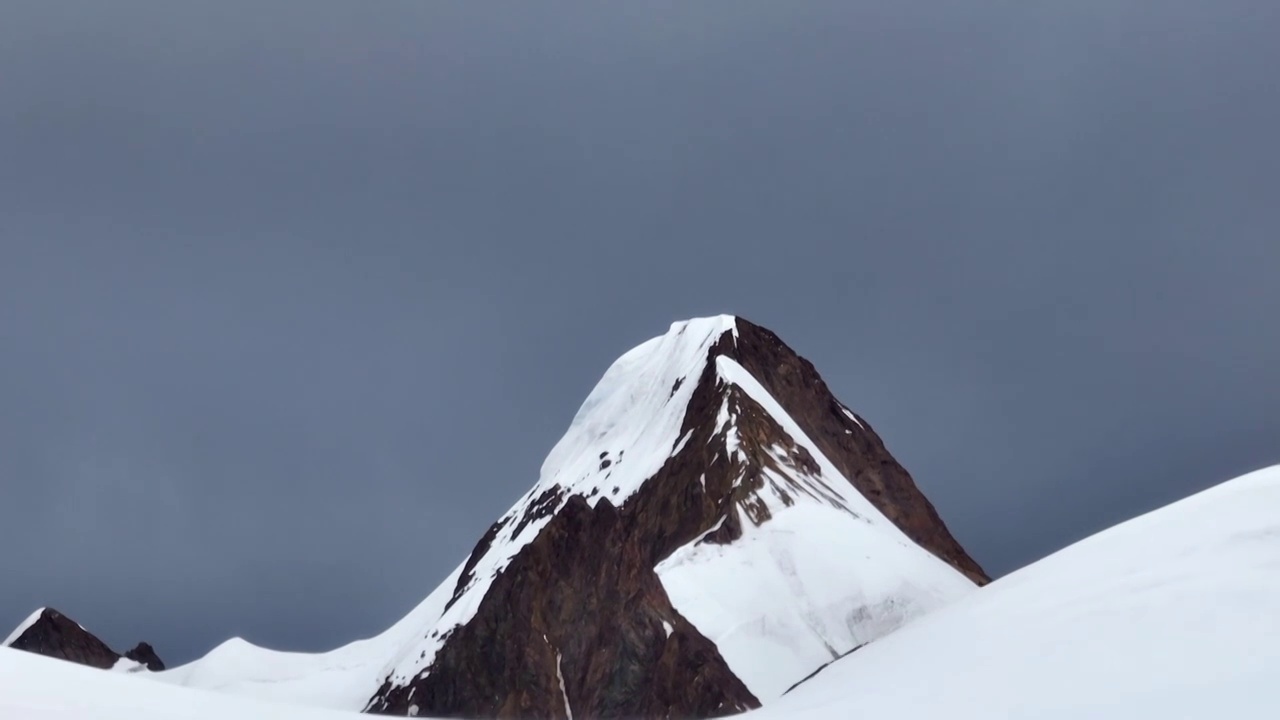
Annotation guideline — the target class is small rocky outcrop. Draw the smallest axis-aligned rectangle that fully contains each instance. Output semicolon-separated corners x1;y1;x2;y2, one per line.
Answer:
124;641;166;671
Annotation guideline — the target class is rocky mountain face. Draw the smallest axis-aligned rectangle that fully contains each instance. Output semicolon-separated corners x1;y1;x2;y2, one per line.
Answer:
707;318;986;584
3;607;165;672
365;316;985;718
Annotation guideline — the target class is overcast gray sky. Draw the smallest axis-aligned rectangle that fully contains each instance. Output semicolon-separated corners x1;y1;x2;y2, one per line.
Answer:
2;1;1278;665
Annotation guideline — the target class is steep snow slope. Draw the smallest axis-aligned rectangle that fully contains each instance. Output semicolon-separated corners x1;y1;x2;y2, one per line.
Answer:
0;647;371;720
654;355;972;699
750;464;1280;720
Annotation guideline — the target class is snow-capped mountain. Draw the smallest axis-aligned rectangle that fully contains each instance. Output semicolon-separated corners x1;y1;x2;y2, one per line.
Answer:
8;316;985;718
3;607;164;673
360;316;983;718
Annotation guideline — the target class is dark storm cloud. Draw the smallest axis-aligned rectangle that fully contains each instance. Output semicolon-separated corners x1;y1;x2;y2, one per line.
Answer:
2;1;1277;663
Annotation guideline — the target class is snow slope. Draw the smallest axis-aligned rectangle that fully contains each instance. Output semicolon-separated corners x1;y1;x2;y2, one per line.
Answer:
154;564;462;709
749;464;1280;720
0;647;373;720
656;355;974;699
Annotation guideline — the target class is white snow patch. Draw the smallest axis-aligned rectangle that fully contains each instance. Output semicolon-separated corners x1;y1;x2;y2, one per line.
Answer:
662;621;674;638
111;657;147;674
555;650;572;720
839;407;864;430
672;428;695;456
748;465;1280;720
697;515;727;541
658;503;972;701
714;397;733;435
3;608;45;647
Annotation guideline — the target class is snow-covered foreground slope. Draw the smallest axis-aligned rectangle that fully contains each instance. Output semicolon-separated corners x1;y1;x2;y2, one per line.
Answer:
751;464;1280;720
0;647;372;720
152;564;461;708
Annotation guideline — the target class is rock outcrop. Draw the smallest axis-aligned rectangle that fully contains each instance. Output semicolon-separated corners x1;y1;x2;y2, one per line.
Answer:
3;607;164;672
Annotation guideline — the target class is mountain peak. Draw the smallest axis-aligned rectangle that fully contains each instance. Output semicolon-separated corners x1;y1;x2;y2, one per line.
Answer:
364;316;986;717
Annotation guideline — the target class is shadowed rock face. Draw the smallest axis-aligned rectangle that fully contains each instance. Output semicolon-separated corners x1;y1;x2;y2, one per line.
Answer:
368;317;986;719
5;609;119;669
4;608;164;672
729;320;988;584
